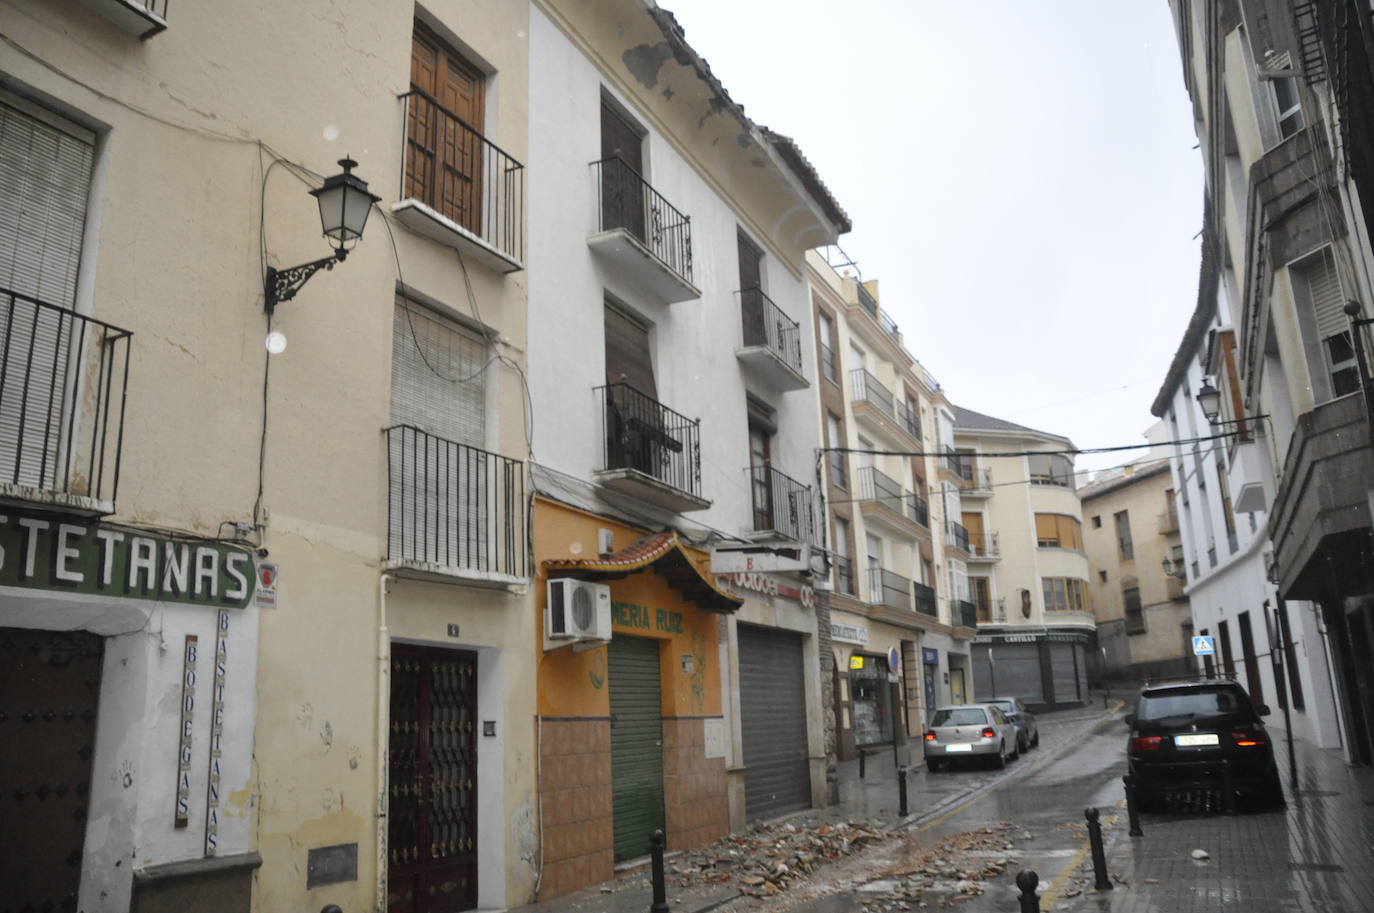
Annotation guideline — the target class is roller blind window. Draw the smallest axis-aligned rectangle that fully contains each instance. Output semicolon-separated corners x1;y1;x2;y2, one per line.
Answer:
1035;513;1082;550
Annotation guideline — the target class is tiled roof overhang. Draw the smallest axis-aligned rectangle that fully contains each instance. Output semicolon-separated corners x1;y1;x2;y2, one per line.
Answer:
544;531;743;614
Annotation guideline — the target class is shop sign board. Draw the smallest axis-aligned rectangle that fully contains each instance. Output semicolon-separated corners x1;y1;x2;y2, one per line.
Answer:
0;509;255;609
830;621;868;645
717;572;816;608
922;647;939;665
709;543;809;574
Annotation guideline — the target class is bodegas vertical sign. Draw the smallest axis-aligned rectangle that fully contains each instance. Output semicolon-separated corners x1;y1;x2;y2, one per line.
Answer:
0;510;254;609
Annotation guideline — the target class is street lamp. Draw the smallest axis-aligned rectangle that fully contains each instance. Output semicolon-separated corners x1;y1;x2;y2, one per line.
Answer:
264;156;381;315
1196;380;1222;424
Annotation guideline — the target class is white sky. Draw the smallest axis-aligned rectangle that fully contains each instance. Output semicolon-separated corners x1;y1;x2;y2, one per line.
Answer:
664;1;1204;475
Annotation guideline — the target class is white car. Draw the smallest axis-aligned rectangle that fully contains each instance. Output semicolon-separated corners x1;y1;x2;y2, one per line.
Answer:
923;703;1019;771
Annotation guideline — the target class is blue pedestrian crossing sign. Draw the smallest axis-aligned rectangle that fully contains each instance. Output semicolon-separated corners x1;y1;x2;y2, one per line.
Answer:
1192;635;1216;656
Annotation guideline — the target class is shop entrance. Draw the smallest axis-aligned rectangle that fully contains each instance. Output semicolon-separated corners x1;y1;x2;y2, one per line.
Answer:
609;636;665;861
387;645;479;913
849;653;894;747
0;627;104;913
738;625;809;820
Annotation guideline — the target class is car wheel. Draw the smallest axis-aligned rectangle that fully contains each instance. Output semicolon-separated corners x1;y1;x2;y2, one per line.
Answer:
1031;730;1040;748
928;759;943;773
993;743;1007;770
1008;738;1020;761
1017;733;1028;756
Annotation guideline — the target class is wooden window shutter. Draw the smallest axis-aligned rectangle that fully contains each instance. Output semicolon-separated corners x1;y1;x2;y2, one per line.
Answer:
604;303;655;397
1035;513;1057;543
1302;247;1346;341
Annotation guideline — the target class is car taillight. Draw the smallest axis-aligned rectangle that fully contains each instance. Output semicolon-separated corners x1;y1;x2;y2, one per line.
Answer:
980;727;996;739
1232;730;1267;748
923;730;936;741
1129;735;1163;752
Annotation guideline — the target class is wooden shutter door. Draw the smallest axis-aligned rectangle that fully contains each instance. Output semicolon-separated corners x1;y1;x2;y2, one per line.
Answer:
600;102;644;239
410;24;484;233
738;234;766;347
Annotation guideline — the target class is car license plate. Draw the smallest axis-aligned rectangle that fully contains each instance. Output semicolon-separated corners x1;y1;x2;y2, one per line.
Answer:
1174;733;1220;747
945;744;973;753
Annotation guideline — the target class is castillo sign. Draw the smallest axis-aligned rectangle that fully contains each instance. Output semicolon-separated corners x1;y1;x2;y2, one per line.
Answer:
0;510;255;609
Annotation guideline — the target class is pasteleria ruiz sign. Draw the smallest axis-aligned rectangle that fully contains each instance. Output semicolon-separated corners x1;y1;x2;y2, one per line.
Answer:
0;510;255;609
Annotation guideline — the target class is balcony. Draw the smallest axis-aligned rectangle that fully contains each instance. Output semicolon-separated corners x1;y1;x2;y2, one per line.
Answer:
395;89;525;273
1157;508;1180;535
939;446;965;482
594;382;708;513
74;0;167;39
857;466;927;539
0;289;133;515
748;464;814;543
867;566;912;611
959;466;993;497
1267;394;1374;599
735;288;806;391
906;491;929;529
1166;575;1187;601
952;599;977;630
945;521;970;555
849;369;918;447
384;426;528;587
854;283;901;343
895;400;922;442
913;581;937;618
966;531;1000;561
833;555;856;597
588;156;698;303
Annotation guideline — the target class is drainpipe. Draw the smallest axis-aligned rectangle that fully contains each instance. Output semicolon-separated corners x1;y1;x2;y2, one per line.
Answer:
375;573;392;913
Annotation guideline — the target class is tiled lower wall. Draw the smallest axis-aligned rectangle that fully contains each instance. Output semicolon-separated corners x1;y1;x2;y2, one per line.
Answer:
537;716;728;899
662;717;728;851
537;718;613;899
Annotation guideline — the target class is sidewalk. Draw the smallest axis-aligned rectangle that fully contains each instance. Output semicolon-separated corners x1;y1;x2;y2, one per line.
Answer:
509;696;1123;913
1052;734;1374;912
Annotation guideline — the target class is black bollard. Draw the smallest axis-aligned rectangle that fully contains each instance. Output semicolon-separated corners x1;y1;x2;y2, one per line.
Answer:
649;829;669;913
1123;775;1143;836
859;748;866;780
1221;759;1236;814
1085;807;1112;891
898;766;908;817
1016;869;1040;913
321;907;343;913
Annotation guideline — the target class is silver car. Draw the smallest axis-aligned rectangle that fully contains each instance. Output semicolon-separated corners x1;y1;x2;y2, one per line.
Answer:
923;703;1018;771
986;696;1039;753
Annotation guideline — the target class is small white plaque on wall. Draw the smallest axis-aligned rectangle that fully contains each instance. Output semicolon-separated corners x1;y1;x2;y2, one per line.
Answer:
703;718;726;759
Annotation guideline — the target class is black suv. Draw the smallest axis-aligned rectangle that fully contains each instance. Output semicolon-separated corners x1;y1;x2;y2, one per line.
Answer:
1126;678;1283;809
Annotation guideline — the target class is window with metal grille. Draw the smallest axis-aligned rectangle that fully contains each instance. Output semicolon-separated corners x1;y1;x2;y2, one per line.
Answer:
1123;587;1144;634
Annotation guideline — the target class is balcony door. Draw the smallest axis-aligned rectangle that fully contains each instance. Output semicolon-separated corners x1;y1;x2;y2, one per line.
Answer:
962;512;984;555
747;397;775;533
0;98;95;490
738;233;767;347
600;100;645;240
604;304;665;478
409;22;485;233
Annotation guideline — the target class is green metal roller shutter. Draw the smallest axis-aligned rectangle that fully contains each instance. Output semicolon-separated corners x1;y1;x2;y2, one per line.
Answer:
738;625;810;821
609;635;665;861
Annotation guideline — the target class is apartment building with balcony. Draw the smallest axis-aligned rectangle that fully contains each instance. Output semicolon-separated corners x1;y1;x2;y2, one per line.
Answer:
0;2;535;912
954;409;1093;710
808;249;975;764
1079;459;1194;683
1157;0;1360;758
524;2;848;896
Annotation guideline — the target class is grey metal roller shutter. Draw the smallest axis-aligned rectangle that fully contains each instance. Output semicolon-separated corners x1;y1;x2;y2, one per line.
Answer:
972;646;995;698
738;625;810;821
990;643;1043;703
609;636;665;861
1051;642;1079;703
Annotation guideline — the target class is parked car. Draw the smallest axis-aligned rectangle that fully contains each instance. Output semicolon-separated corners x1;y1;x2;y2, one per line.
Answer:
986;696;1039;753
923;703;1018;771
1125;678;1284;809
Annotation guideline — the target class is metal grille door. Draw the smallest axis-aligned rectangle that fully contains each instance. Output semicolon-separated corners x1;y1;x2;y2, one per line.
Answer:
388;646;478;913
609;636;664;862
738;625;810;821
0;627;103;913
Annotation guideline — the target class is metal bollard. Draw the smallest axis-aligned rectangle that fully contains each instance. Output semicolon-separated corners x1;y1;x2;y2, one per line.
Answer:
649;829;669;913
898;766;909;817
1016;869;1040;913
1221;759;1236;814
321;907;343;913
1085;807;1112;891
859;748;866;779
1123;775;1143;836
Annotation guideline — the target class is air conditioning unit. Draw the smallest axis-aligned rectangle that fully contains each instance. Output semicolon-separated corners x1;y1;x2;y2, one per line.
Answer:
546;578;612;646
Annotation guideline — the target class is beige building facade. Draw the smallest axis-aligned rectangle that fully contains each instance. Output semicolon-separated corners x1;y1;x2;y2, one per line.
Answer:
1079;461;1194;682
954;409;1094;710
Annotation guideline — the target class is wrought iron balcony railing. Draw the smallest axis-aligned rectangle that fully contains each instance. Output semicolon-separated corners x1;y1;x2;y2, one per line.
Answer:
913;581;937;617
945;521;970;553
952;599;977;629
868;566;912;611
975;597;994;624
401;89;525;265
833;555;856;596
906;492;929;528
748;464;814;543
597;382;702;500
855;283;900;339
819;342;837;384
385;425;527;580
592;156;692;285
895;399;921;441
850;368;894;413
857;465;902;507
967;531;1000;559
739;287;802;375
941;446;965;478
959;466;992;493
1;288;132;510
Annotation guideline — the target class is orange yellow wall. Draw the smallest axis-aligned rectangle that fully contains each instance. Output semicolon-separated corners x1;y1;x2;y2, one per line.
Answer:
534;498;722;719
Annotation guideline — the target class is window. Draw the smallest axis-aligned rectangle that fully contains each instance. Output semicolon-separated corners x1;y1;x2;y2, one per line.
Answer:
818;312;837;383
834;517;854;596
390;300;487;447
1114;510;1134;560
1291;247;1358;402
1123;587;1144;634
600;97;646;240
747;396;775;533
1218;620;1235;677
1271;75;1305;140
1028;452;1074;486
1237;611;1264;703
409;22;487;232
1091;515;1102;529
1098;570;1108;583
971;577;991;620
1035;513;1083;550
1043;577;1088;612
826;412;847;489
